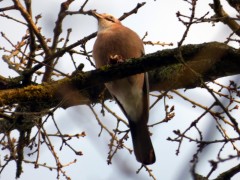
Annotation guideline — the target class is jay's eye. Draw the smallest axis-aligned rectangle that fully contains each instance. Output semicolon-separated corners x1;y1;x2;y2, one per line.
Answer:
106;16;115;22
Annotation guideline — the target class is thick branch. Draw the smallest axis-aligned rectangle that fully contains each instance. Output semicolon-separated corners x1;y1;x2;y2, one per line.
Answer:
214;163;240;180
0;42;239;109
211;0;240;36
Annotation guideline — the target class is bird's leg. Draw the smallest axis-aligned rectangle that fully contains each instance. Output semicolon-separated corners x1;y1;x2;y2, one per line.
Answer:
109;54;124;64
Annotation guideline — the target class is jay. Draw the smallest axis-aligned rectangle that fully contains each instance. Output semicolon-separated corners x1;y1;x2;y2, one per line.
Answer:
92;12;155;165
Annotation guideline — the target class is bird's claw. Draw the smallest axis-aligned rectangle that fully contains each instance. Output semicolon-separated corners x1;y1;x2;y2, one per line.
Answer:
109;55;124;64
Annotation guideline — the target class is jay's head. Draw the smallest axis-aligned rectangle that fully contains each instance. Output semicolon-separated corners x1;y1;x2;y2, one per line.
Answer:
92;11;121;31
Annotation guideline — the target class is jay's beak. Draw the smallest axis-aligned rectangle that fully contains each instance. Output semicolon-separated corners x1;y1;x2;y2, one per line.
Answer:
91;11;103;19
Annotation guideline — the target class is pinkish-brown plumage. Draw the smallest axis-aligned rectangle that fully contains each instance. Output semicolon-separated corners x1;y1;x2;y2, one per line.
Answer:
92;12;155;165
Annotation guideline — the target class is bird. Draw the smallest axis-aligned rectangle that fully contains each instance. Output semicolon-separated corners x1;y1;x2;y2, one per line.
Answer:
92;12;155;165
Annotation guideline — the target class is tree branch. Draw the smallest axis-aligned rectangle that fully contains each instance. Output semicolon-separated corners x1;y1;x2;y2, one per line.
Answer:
214;163;240;180
0;41;239;109
210;0;240;36
13;0;51;56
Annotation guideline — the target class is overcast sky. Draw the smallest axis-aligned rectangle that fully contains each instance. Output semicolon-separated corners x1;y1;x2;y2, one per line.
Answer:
0;0;240;180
